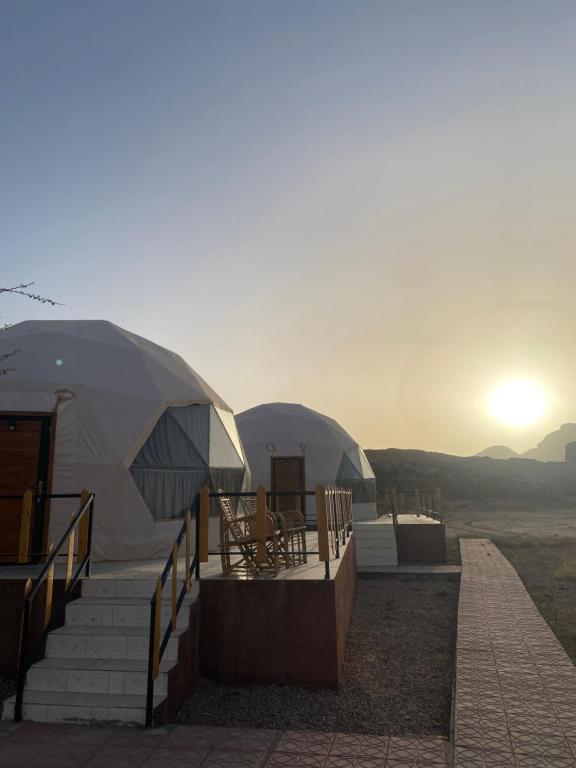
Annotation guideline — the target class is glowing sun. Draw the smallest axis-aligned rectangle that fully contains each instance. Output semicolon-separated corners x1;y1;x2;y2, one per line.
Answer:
489;378;549;427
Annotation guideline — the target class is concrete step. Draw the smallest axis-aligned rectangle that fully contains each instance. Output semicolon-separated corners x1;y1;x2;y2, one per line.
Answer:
46;625;183;661
357;560;398;569
353;533;396;543
25;657;176;696
65;597;193;629
1;690;163;725
81;578;200;601
354;523;394;538
355;541;396;549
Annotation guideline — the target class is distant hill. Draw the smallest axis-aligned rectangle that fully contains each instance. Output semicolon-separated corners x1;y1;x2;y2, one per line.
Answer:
522;423;576;462
365;447;576;505
475;445;519;460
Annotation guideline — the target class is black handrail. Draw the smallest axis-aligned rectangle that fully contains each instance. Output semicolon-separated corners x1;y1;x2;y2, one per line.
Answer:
145;495;200;728
14;492;95;721
0;493;90;500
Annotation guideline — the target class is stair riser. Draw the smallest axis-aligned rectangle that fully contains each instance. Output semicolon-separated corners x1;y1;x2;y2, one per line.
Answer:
25;667;167;696
353;538;396;545
46;633;179;661
66;602;189;629
81;580;192;600
2;700;146;725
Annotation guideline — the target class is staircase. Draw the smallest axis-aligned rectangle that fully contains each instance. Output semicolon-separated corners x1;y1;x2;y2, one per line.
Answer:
2;577;198;726
353;518;398;571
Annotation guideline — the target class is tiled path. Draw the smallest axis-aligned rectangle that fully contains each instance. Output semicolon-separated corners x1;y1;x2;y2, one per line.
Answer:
0;721;448;767
454;539;576;767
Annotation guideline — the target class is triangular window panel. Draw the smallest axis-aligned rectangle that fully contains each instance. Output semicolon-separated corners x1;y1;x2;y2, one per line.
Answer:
358;449;376;480
170;404;210;465
209;406;245;469
336;452;363;482
215;407;247;464
132;408;206;469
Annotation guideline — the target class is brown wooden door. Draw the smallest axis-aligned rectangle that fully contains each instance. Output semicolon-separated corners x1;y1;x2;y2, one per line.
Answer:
271;457;305;517
0;415;52;563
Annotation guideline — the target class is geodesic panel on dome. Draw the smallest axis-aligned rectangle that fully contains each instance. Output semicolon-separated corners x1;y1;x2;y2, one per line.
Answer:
133;407;208;469
335;452;363;481
358;449;376;479
209;407;245;469
335;451;377;503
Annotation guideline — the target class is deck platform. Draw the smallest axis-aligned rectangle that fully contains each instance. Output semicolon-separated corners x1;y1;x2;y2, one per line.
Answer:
0;531;347;584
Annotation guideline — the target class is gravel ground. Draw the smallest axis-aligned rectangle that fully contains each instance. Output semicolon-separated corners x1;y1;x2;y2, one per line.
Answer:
179;574;459;736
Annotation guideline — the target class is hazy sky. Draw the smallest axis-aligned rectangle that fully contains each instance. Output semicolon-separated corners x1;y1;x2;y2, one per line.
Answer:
2;1;576;455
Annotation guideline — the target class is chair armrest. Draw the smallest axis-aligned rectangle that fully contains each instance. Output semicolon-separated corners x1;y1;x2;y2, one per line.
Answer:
228;513;257;524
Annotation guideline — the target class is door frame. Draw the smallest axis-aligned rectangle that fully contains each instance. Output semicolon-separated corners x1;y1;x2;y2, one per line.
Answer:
0;412;55;563
270;455;306;517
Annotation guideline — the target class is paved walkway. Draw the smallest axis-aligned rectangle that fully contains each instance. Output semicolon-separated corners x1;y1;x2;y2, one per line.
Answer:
0;721;448;767
454;539;576;767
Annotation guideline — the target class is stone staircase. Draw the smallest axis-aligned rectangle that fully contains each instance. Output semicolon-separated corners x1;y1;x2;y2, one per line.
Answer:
2;577;198;726
353;519;398;571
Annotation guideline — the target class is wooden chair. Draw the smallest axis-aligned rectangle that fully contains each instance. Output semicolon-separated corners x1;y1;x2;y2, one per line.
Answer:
240;497;307;568
217;493;280;577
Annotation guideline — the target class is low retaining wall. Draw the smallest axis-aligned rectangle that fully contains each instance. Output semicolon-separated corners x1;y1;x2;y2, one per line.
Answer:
396;523;447;564
199;537;357;689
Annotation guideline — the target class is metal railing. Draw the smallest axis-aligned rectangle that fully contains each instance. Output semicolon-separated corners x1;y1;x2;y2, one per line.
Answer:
379;487;443;524
208;485;352;580
14;491;95;721
0;490;79;564
145;497;202;728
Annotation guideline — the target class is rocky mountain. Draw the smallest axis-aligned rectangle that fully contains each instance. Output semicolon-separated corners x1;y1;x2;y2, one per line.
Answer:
476;423;576;463
522;423;576;462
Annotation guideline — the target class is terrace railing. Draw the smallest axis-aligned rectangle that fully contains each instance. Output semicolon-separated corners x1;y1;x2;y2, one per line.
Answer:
13;490;95;721
144;484;353;728
381;487;443;524
209;485;352;581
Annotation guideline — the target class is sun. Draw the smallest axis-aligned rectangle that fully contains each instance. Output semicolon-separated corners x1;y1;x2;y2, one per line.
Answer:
489;378;549;427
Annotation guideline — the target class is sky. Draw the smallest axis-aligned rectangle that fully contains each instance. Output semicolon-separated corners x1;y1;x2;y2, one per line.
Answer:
2;0;576;456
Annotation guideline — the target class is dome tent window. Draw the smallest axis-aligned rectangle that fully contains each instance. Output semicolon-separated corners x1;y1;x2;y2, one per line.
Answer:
131;404;247;521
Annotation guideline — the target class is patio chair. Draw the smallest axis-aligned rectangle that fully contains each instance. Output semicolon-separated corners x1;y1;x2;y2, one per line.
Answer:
240;497;307;568
217;492;280;577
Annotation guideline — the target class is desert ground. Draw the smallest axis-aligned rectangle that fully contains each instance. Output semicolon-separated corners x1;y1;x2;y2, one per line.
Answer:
444;500;576;540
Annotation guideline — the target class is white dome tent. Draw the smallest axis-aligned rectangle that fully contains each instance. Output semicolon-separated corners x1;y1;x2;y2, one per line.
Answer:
0;320;249;561
237;402;377;522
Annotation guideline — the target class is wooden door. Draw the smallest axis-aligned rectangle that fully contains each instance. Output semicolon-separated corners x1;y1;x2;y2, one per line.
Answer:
0;415;52;563
271;457;305;517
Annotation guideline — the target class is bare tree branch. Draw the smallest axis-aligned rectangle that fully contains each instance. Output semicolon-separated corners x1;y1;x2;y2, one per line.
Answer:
0;282;62;306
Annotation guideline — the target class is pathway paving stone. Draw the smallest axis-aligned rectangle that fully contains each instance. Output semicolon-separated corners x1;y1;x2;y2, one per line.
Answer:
0;721;448;766
455;539;576;768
